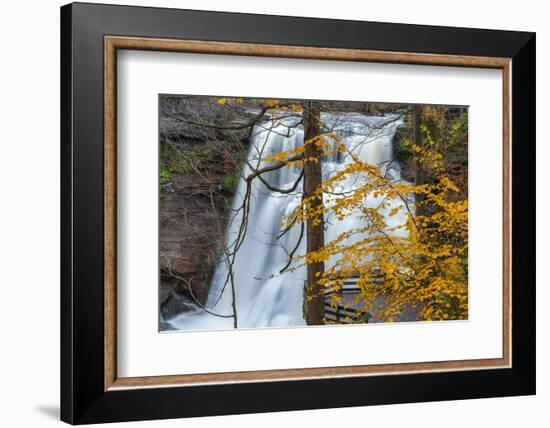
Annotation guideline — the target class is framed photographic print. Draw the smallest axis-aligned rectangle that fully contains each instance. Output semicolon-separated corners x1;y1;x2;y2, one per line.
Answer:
60;2;535;424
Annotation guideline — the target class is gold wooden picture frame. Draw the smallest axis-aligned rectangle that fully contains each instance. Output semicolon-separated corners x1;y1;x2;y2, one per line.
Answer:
104;36;511;391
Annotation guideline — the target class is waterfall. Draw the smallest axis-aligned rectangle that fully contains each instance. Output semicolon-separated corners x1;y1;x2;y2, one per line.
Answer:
165;112;406;331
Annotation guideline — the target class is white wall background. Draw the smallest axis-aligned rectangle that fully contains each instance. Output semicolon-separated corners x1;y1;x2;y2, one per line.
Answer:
0;0;545;426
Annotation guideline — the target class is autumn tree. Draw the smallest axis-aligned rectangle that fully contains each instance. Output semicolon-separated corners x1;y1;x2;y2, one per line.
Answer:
283;104;469;322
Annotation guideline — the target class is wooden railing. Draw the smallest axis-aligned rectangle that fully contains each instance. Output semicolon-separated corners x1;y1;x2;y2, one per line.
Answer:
323;277;372;324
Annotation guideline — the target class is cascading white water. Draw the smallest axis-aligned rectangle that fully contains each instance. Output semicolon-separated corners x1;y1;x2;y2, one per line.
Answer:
165;112;407;331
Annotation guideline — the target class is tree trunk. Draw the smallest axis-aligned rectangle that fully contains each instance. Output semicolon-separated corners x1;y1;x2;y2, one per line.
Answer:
413;105;426;217
303;101;325;325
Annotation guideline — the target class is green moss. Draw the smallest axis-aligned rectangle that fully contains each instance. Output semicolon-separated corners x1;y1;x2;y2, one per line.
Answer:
195;148;213;165
159;166;172;204
160;142;218;176
161;143;188;174
221;170;241;192
160;166;172;186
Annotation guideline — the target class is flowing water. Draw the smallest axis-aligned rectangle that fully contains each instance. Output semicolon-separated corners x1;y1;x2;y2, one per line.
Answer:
164;112;407;331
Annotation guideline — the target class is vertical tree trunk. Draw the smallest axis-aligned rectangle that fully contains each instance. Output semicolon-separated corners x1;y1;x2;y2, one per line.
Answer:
303;101;325;325
413;105;426;217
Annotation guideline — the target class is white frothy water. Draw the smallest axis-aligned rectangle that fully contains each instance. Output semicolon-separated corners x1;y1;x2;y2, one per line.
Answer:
165;113;407;331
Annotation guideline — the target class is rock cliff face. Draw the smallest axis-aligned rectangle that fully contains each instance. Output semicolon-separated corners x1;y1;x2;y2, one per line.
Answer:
160;175;225;303
159;96;251;319
159;148;246;321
